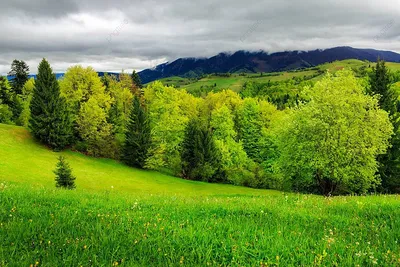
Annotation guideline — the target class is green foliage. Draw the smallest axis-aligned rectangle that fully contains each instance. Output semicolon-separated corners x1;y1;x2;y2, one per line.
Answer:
16;78;35;127
104;73;134;147
210;104;254;185
8;59;29;95
0;77;12;107
76;97;115;157
9;93;23;123
144;81;198;172
122;96;151;168
131;70;143;89
54;156;76;189
0;104;12;124
369;60;400;193
181;119;220;181
60;66;114;157
275;70;393;195
369;59;392;112
29;59;72;150
376;81;400;193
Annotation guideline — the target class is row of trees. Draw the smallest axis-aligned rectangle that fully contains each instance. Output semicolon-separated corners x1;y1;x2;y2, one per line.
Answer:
1;58;399;195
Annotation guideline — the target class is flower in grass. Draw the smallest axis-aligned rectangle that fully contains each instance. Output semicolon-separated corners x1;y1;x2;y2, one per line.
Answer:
83;245;87;249
180;256;184;264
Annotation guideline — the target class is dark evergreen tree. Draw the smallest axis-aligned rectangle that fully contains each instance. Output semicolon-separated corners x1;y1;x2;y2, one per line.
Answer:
131;70;143;89
54;156;76;189
369;58;400;193
181;119;220;181
29;59;72;150
9;94;23;122
8;59;29;95
122;96;151;168
369;59;392;112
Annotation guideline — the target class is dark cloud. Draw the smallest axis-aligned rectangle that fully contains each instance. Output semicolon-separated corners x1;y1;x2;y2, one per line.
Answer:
0;0;399;74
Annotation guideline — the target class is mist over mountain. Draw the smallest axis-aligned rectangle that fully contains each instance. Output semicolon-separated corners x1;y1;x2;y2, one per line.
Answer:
138;46;400;84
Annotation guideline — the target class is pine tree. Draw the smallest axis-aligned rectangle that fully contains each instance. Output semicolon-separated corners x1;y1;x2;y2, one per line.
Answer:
8;59;29;95
369;58;400;193
370;59;393;111
131;70;143;89
181;119;220;181
54;156;76;189
29;59;72;150
122;96;151;168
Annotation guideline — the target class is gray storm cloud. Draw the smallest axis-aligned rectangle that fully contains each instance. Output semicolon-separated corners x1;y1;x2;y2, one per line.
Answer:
0;0;399;74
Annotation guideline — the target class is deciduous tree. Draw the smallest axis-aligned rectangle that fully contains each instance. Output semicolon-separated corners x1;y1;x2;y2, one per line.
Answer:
275;70;393;195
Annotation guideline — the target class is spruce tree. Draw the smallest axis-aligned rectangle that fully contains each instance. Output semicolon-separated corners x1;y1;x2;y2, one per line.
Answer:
29;59;72;150
8;59;29;95
369;58;400;193
181;119;219;181
122;96;151;168
54;156;76;189
131;70;143;89
370;59;392;112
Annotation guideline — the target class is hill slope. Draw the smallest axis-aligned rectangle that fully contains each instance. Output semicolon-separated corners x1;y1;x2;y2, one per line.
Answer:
0;123;274;196
1;124;400;266
139;46;400;83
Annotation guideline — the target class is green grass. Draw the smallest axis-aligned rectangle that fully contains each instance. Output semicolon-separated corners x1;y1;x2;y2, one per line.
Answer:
1;124;400;266
149;60;400;94
0;124;273;196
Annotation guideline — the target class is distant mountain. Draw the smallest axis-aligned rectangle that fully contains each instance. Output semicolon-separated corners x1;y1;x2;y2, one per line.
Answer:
138;46;400;84
6;72;120;81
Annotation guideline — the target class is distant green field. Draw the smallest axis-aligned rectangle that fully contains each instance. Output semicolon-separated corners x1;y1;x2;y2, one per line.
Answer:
1;124;400;266
149;59;400;94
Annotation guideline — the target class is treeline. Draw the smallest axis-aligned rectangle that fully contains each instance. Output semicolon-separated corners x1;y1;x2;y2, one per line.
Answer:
1;58;400;195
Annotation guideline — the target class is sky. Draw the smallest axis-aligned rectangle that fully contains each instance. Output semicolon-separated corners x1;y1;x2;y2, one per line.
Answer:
1;0;399;75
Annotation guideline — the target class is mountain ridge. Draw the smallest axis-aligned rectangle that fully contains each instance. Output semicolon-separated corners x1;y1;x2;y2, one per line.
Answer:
138;46;400;84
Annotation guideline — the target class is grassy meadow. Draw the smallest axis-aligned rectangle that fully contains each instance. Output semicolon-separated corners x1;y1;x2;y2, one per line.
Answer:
1;124;400;266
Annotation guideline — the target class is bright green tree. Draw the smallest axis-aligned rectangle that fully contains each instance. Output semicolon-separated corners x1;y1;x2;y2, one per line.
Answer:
210;105;254;185
104;73;133;145
60;66;114;156
54;156;76;189
16;78;35;127
0;77;12;107
29;59;72;150
144;81;198;172
275;70;393;195
122;96;151;168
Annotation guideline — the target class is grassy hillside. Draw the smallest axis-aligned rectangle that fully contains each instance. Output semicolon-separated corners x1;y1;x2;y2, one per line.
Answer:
0;124;273;197
150;59;400;94
1;124;400;266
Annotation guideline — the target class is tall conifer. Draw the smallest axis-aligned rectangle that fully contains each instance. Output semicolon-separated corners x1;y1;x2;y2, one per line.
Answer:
29;59;72;150
122;96;151;168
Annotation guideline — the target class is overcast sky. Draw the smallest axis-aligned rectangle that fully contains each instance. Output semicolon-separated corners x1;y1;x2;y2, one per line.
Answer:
1;0;399;75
